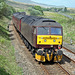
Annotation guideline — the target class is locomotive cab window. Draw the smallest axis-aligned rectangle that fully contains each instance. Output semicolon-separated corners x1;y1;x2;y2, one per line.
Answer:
37;27;49;35
51;27;61;35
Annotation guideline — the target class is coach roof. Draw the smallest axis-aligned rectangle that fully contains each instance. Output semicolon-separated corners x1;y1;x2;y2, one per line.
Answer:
16;14;25;20
13;12;26;19
13;12;20;17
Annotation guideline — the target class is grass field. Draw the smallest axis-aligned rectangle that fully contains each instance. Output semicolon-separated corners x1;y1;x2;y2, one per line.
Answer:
68;13;75;18
0;17;22;75
41;11;75;44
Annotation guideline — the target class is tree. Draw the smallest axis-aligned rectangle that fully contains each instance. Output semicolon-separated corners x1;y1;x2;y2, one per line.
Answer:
64;7;67;12
28;7;42;16
0;2;6;17
0;0;6;3
33;6;44;15
0;1;16;18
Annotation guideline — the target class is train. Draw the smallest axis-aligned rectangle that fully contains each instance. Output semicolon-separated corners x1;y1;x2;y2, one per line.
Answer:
12;12;63;62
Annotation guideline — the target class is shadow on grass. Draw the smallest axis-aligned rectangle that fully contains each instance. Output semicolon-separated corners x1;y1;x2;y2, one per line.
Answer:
0;67;10;75
0;25;10;40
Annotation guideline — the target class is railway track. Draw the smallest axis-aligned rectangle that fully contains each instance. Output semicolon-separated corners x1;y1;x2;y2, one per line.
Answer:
40;62;72;75
61;46;75;63
39;46;75;75
62;46;75;55
40;62;73;75
63;54;75;63
40;60;75;75
56;63;71;75
11;24;75;75
40;63;50;75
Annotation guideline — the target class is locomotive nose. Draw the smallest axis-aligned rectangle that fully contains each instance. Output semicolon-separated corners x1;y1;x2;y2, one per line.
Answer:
37;35;62;45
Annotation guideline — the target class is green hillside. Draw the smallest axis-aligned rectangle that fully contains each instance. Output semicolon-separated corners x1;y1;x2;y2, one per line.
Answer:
0;0;22;75
0;17;22;75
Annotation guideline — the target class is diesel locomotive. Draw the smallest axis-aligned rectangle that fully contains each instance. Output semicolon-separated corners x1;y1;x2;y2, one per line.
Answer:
12;12;63;62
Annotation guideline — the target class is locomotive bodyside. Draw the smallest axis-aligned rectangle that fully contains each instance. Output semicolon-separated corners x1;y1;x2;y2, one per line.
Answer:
21;16;43;48
21;19;33;46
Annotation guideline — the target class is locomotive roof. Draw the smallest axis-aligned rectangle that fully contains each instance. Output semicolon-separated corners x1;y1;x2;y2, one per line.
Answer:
23;16;43;25
21;15;62;27
32;19;61;27
21;15;31;22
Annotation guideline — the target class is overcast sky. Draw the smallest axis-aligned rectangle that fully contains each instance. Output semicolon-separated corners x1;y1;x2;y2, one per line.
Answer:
32;0;75;8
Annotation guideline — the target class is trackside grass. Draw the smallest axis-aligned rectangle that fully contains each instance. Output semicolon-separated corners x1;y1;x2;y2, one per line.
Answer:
0;17;22;75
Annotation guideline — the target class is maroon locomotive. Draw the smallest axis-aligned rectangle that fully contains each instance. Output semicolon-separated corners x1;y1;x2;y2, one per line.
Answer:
12;12;63;62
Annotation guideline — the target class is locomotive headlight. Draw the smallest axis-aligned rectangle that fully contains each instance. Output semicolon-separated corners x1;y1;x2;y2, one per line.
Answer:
44;39;46;42
53;39;56;42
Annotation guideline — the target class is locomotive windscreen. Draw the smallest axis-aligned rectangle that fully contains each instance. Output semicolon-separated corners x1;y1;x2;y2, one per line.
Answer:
37;27;49;35
51;27;61;35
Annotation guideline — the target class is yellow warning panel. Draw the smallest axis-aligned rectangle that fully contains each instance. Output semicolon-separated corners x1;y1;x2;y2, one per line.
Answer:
37;35;62;45
35;53;45;62
54;55;62;62
46;53;53;61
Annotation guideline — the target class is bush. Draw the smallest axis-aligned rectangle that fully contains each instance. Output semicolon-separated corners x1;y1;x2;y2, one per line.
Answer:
33;6;44;15
28;7;42;16
3;6;16;16
0;0;6;3
0;2;5;17
0;0;16;18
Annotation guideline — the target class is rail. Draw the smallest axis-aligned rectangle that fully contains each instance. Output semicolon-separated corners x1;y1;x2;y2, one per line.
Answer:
40;63;50;75
56;63;71;75
62;46;75;55
62;46;75;63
